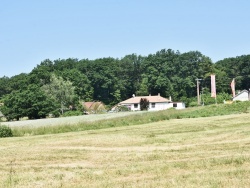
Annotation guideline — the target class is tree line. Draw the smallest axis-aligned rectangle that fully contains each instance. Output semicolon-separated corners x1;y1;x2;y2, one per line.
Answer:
0;49;249;120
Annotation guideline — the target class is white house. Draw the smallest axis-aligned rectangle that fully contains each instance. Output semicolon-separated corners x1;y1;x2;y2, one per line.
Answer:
232;90;250;101
119;94;185;111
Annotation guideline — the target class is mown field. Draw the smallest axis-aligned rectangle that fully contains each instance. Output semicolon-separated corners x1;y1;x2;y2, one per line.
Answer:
1;112;250;187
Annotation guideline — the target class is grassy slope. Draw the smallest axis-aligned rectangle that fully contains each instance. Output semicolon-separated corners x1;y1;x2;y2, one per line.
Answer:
9;101;250;136
1;113;250;187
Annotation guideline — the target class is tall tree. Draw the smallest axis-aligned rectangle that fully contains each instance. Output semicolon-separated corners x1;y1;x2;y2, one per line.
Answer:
29;59;54;86
1;85;57;120
41;74;77;114
0;76;11;99
215;55;250;91
59;69;93;101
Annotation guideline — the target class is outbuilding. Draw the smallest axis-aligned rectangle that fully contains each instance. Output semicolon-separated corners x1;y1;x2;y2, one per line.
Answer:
232;90;250;102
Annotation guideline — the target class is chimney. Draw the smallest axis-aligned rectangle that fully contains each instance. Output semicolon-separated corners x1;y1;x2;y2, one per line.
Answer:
149;94;151;96
169;96;172;102
158;93;160;96
132;94;135;98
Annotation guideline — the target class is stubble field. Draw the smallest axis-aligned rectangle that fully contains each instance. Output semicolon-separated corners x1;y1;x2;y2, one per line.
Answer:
1;113;250;187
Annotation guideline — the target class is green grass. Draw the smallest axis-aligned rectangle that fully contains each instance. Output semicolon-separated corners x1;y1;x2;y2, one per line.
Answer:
10;101;250;137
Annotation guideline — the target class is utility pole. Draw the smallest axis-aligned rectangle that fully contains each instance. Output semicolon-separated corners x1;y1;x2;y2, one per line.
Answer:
196;78;202;105
201;87;204;106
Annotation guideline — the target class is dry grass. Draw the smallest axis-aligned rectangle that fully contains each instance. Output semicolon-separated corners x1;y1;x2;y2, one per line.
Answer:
0;113;250;187
4;111;147;128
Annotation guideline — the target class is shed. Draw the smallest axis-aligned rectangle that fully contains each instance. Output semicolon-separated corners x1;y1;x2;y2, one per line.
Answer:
232;90;250;101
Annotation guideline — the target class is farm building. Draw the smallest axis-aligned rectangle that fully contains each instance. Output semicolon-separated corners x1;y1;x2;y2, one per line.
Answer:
119;94;185;111
232;90;250;102
83;102;106;114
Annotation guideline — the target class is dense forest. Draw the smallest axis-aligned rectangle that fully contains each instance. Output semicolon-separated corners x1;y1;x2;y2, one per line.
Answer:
0;49;249;120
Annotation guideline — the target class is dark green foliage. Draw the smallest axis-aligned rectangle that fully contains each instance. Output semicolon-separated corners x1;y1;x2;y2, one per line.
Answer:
140;98;149;111
0;76;11;98
59;69;93;101
62;110;83;117
29;59;54;86
50;110;60;118
0;48;250;120
0;125;13;138
214;55;250;92
0;85;58;121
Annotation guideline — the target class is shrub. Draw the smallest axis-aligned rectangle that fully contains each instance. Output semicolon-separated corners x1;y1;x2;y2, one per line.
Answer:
116;105;130;112
50;110;60;118
140;98;149;111
62;110;83;117
189;101;199;107
0;125;13;138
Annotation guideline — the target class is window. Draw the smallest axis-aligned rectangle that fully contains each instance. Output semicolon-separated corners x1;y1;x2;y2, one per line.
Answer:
134;104;138;108
173;103;177;108
151;103;155;108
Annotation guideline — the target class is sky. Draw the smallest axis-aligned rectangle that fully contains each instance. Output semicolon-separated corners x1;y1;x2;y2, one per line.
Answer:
1;0;250;77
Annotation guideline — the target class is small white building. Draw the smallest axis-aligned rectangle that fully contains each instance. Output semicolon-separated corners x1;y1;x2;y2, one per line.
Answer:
232;90;250;101
119;94;185;111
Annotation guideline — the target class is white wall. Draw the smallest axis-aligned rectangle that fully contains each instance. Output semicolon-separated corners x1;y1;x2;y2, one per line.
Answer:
129;104;140;111
148;102;172;111
121;102;185;111
233;91;249;101
174;102;186;109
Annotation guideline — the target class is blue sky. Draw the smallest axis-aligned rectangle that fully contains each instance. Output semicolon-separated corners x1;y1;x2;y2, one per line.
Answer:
1;0;250;77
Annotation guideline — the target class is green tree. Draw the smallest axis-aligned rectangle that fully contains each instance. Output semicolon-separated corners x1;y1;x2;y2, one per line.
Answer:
0;91;23;121
41;74;77;114
140;98;149;111
59;69;93;101
0;85;57;120
119;54;144;99
138;77;149;96
86;58;121;104
0;76;11;99
215;55;250;91
28;59;54;86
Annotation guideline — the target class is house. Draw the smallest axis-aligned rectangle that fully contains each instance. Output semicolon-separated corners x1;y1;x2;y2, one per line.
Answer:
119;94;185;111
83;101;106;114
232;90;250;101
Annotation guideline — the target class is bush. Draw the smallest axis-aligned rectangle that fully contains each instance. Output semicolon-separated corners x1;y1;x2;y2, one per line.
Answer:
116;105;130;112
0;125;13;138
50;110;60;118
189;101;199;107
62;110;83;117
140;98;149;111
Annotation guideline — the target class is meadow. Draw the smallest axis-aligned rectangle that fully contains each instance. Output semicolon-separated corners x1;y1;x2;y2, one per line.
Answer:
0;105;250;187
2;101;249;137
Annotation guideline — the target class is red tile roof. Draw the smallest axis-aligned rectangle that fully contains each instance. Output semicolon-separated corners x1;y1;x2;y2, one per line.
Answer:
120;95;170;104
84;102;95;109
83;102;105;110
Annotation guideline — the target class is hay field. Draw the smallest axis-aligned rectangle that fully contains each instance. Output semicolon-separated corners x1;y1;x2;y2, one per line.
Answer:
4;111;146;128
1;113;250;187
